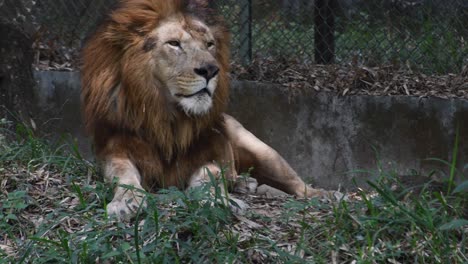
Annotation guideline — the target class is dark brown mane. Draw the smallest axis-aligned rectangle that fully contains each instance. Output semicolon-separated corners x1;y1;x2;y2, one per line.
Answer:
81;0;230;159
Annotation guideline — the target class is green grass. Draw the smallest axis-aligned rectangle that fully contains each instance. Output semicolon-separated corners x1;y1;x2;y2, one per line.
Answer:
0;122;467;263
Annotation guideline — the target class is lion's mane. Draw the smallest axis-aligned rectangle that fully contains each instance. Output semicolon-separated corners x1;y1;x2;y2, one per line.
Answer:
81;0;231;188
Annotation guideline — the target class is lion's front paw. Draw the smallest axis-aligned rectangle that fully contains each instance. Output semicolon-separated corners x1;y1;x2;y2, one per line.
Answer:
303;186;330;198
107;189;146;221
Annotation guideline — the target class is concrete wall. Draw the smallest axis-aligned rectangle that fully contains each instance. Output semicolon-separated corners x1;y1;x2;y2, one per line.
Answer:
32;71;467;189
228;82;467;188
32;71;91;156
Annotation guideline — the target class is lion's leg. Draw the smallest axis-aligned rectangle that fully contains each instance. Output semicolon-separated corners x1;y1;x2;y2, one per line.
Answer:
188;163;247;214
104;157;146;221
224;114;329;198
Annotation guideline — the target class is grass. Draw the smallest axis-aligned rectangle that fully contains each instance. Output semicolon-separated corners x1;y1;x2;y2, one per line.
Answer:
0;121;467;263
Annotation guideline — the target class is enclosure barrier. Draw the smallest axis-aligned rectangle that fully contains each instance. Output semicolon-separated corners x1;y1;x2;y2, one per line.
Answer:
1;0;467;73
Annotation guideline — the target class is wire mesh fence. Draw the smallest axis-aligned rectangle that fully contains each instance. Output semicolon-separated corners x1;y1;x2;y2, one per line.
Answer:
220;0;468;74
1;0;466;74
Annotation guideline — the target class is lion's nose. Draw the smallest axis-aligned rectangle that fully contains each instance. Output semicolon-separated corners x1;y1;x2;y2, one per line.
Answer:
194;63;219;81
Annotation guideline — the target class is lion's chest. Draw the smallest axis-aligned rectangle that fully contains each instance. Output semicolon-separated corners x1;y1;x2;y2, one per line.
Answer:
135;127;231;190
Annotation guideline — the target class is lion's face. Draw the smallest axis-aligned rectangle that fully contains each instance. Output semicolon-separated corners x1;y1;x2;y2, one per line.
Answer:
145;16;220;115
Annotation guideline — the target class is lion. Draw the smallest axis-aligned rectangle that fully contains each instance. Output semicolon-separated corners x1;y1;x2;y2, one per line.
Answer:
81;0;330;220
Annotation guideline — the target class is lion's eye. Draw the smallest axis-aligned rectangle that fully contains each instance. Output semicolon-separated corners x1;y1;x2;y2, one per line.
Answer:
167;40;181;47
207;41;215;48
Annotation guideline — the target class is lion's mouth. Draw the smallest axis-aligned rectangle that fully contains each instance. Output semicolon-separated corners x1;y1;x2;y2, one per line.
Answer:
176;88;212;98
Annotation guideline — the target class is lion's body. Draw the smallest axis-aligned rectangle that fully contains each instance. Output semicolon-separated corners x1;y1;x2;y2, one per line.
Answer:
94;121;231;189
82;0;327;220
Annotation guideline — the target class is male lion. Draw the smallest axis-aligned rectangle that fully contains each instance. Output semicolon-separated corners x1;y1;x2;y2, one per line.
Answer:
81;0;329;220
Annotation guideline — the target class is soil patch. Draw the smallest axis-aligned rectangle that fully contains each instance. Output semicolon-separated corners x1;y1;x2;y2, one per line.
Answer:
232;59;468;100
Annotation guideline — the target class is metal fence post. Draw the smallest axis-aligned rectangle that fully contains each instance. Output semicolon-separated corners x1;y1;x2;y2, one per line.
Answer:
314;0;336;64
239;0;252;65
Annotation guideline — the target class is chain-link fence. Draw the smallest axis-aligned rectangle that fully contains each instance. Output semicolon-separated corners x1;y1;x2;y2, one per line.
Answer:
1;0;467;74
0;0;113;70
220;0;468;74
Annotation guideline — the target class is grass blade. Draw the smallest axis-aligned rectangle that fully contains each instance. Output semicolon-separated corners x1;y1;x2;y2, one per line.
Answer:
448;123;460;194
439;219;468;230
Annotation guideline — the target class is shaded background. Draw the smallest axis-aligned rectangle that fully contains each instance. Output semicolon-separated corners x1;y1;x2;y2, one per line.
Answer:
0;0;467;74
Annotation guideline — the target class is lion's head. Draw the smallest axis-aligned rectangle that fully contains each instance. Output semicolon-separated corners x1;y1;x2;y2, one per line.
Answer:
81;0;230;153
81;0;231;155
149;16;221;115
